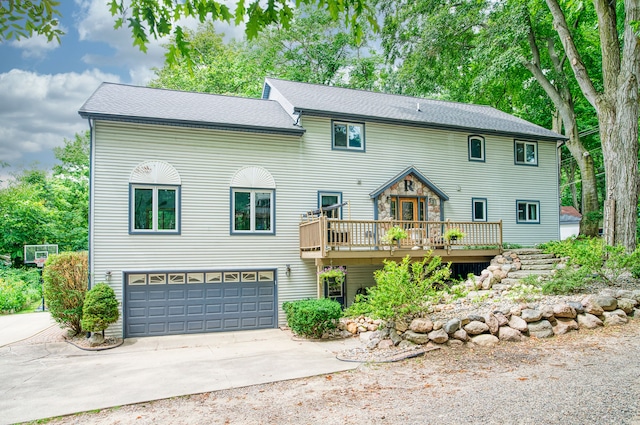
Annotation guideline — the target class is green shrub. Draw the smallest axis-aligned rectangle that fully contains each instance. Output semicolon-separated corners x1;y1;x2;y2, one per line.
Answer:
282;298;342;338
81;283;119;336
344;293;373;317
365;255;451;320
43;251;88;335
0;266;41;313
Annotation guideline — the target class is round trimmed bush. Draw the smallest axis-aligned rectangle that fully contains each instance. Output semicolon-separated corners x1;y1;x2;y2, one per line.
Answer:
81;283;119;337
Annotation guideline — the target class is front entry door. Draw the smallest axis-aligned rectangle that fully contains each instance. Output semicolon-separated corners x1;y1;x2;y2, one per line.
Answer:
400;198;418;221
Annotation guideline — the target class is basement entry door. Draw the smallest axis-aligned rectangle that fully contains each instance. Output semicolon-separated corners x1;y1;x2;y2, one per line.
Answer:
124;269;276;337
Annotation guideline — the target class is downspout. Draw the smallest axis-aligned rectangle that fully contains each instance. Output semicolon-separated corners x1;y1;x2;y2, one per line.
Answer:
87;118;95;291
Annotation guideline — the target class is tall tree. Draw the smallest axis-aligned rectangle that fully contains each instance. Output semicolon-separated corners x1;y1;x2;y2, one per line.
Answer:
545;0;639;250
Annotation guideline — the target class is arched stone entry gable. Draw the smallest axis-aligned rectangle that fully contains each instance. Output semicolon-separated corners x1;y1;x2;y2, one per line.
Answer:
370;166;449;222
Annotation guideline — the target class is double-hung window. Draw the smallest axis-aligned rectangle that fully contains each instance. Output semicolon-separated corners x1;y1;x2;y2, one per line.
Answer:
333;121;365;151
233;189;274;233
514;140;538;165
516;200;540;223
468;135;485;162
131;185;180;233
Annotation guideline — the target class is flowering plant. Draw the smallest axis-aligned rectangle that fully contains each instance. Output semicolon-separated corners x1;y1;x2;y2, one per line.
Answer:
318;266;347;285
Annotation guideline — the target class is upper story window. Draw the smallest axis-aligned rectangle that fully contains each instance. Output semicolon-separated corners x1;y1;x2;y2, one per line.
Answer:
517;200;540;223
472;198;487;222
230;166;276;235
333;121;365;151
514;140;538;166
129;161;181;234
468;135;485;162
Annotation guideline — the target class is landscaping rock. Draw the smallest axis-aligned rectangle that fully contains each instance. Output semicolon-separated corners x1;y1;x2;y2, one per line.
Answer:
494;312;509;327
404;330;430;344
428;329;449;344
89;333;104;346
594;295;617;312
447;339;464;348
567;301;584;314
464;321;489;335
389;329;403;346
576;313;603;329
528;320;554;338
466;314;485;323
443;318;461;335
540;305;555;319
603;309;627;326
377;339;394;349
498;326;523;342
346;322;358;334
470;334;499;347
409;318;433;333
553;303;577;318
521;309;543;323
484;313;499;335
616;290;635;300
452;329;469;342
508;315;529;332
582;295;605;315
616;298;637;314
553;318;579;335
632;290;640;303
395;320;409;333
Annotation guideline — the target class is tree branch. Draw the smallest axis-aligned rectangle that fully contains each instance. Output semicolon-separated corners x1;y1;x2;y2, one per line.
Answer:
545;0;599;107
593;0;621;94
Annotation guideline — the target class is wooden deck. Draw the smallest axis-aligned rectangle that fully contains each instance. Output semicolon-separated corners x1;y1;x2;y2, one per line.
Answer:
300;217;503;266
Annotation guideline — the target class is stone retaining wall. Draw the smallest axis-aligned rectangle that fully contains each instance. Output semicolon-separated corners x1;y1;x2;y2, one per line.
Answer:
340;289;640;350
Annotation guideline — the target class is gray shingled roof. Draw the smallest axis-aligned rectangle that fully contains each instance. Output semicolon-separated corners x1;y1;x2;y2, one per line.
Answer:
265;78;564;141
78;83;304;136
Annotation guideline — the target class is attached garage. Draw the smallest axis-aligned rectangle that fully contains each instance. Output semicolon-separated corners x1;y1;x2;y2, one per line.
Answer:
124;269;277;337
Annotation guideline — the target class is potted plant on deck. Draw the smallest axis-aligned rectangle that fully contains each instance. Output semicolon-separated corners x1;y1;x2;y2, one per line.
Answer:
381;225;409;248
444;227;466;242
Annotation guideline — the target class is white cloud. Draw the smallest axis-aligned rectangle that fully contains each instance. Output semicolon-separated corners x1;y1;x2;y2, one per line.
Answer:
10;30;64;59
0;68;120;173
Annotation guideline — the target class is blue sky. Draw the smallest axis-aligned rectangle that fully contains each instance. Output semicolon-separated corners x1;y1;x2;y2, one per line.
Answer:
0;0;240;183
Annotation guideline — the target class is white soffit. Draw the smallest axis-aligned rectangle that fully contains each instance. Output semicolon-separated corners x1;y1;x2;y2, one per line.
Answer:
130;160;181;185
230;166;276;189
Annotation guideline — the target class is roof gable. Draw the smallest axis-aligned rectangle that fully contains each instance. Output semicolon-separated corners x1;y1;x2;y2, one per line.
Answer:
370;166;449;200
264;78;564;141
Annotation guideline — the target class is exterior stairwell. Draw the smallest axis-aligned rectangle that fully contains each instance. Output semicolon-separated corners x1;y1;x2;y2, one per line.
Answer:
501;248;561;286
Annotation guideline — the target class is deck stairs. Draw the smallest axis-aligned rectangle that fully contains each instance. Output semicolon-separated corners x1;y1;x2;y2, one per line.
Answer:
501;248;561;286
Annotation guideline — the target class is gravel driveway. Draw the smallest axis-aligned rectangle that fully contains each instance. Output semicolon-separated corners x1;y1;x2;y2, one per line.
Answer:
34;318;640;425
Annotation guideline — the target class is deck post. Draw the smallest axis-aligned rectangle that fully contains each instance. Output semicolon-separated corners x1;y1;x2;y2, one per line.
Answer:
319;216;327;253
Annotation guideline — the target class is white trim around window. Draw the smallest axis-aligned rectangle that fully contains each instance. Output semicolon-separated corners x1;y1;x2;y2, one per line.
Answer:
468;135;485;162
130;184;181;234
514;140;538;166
231;188;275;234
472;198;487;222
332;121;365;151
516;200;540;224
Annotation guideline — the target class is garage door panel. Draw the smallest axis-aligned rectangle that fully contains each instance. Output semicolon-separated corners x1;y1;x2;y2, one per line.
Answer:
125;271;276;337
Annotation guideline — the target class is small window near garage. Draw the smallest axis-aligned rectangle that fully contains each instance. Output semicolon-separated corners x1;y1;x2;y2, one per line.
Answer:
318;191;343;218
517;200;540;223
333;121;365;151
515;140;538;166
230;166;277;235
468;135;485;162
472;198;487;222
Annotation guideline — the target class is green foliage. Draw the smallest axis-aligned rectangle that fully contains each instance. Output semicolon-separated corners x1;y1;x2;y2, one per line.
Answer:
0;0;64;43
343;293;373;317
318;266;347;286
381;226;408;244
506;280;544;302
81;283;120;335
444;228;465;241
42;252;88;335
0;266;42;313
282;298;343;338
364;255;451;320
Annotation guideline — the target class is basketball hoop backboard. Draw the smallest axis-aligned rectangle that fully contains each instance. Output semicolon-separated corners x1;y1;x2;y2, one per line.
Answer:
24;244;58;265
34;257;46;268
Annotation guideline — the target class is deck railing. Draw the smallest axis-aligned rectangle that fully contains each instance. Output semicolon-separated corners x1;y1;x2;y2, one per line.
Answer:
300;217;502;254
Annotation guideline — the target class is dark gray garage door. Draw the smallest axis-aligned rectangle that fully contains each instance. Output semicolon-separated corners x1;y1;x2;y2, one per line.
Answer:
124;269;276;337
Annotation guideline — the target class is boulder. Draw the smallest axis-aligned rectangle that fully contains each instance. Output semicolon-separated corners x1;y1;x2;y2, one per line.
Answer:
484;313;499;335
88;333;104;346
448;339;465;348
470;334;499;347
576;313;603;329
540;305;555;319
428;328;449;344
452;329;469;342
553;303;577;319
409;317;434;333
464;321;490;335
494;312;509;327
377;339;394;349
567;301;585;314
553;318;579;335
443;318;462;335
466;314;485;323
498;326;523;342
404;330;430;344
508;315;529;332
528;320;554;338
594;295;617;312
632;290;640;303
389;329;403;346
346;322;358;334
521;308;543;322
616;290;635;300
603;309;627;326
616;298;637;314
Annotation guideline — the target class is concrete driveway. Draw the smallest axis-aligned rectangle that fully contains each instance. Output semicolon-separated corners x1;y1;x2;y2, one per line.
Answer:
0;314;360;425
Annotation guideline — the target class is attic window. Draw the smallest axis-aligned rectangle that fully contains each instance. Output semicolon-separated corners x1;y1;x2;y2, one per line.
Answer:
333;121;365;151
